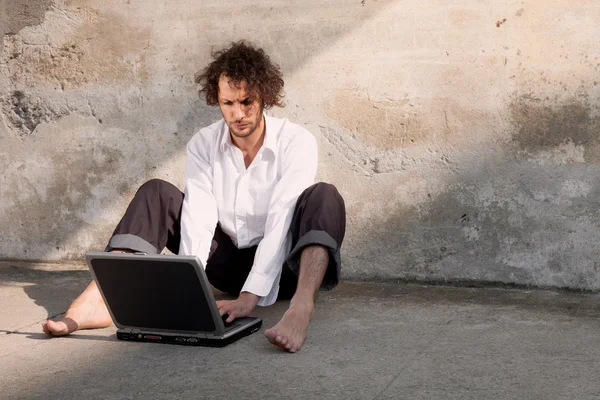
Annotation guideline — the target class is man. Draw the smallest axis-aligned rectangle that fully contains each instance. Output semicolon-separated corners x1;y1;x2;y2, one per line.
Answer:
43;41;346;353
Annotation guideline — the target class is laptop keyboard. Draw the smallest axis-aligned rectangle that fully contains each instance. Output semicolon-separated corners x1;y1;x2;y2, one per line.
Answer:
224;322;241;331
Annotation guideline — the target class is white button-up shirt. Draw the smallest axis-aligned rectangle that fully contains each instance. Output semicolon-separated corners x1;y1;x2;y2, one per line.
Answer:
178;115;318;306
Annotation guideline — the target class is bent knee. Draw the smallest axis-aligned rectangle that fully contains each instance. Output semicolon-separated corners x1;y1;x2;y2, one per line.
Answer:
136;178;180;198
310;182;344;205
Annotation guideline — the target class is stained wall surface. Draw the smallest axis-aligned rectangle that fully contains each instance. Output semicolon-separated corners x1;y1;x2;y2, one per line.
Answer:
2;0;600;289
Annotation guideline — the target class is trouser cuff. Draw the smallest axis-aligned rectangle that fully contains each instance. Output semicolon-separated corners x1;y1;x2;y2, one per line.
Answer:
105;234;158;254
286;230;341;291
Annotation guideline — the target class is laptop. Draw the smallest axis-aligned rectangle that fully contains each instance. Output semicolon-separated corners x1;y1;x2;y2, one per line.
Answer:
85;252;262;347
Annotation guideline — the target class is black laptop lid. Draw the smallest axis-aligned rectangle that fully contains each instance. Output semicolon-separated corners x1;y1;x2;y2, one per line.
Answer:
90;257;216;332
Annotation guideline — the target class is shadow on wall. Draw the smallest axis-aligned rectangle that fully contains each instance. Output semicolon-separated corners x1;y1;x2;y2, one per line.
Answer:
0;0;53;40
344;95;600;290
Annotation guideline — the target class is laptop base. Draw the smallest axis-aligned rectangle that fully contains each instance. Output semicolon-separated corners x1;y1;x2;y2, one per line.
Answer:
116;319;263;348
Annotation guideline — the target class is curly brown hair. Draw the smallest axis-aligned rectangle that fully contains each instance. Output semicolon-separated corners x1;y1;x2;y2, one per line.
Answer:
195;41;285;109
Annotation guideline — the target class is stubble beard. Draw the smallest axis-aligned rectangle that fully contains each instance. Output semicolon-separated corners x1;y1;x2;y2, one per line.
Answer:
228;105;264;139
229;119;259;139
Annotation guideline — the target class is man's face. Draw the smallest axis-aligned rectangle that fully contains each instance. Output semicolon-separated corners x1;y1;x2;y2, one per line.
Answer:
217;74;263;139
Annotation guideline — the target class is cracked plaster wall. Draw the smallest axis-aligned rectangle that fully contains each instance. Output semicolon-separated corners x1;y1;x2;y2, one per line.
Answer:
2;0;600;291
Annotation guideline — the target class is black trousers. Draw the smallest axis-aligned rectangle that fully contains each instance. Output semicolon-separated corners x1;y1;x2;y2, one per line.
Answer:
106;179;346;299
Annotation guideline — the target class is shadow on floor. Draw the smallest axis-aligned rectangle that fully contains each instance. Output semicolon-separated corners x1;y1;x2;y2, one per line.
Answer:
0;329;116;342
0;264;92;320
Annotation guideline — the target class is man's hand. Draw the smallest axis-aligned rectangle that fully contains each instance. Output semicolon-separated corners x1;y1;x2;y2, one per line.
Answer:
216;292;260;323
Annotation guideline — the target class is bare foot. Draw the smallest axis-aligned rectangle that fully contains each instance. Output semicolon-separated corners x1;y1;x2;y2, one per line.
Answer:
42;281;112;337
42;303;112;336
264;300;315;353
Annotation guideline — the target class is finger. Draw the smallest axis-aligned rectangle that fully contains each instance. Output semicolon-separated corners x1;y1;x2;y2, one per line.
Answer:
221;307;234;318
216;300;233;310
226;312;236;323
217;301;230;316
224;307;238;322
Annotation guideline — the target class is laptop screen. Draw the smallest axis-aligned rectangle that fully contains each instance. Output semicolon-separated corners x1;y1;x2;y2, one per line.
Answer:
91;258;216;332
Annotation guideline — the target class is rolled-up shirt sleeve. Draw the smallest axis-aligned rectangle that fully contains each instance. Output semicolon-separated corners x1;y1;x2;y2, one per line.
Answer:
178;135;218;267
241;132;318;305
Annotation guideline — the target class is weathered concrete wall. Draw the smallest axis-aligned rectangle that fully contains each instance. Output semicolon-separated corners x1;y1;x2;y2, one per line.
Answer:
2;0;600;290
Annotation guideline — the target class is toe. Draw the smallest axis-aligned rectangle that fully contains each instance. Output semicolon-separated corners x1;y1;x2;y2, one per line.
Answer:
46;321;58;334
264;328;277;341
46;320;68;336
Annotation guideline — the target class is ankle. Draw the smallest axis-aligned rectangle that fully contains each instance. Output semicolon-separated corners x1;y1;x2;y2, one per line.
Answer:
290;297;315;311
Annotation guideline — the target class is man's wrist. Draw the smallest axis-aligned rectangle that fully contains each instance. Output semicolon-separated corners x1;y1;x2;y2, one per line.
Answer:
239;291;260;307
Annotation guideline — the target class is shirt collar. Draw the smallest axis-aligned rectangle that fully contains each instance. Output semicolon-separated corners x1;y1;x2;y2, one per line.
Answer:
262;114;278;155
219;113;279;154
218;121;233;152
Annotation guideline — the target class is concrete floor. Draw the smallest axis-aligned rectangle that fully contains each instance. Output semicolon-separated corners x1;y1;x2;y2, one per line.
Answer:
2;261;600;400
